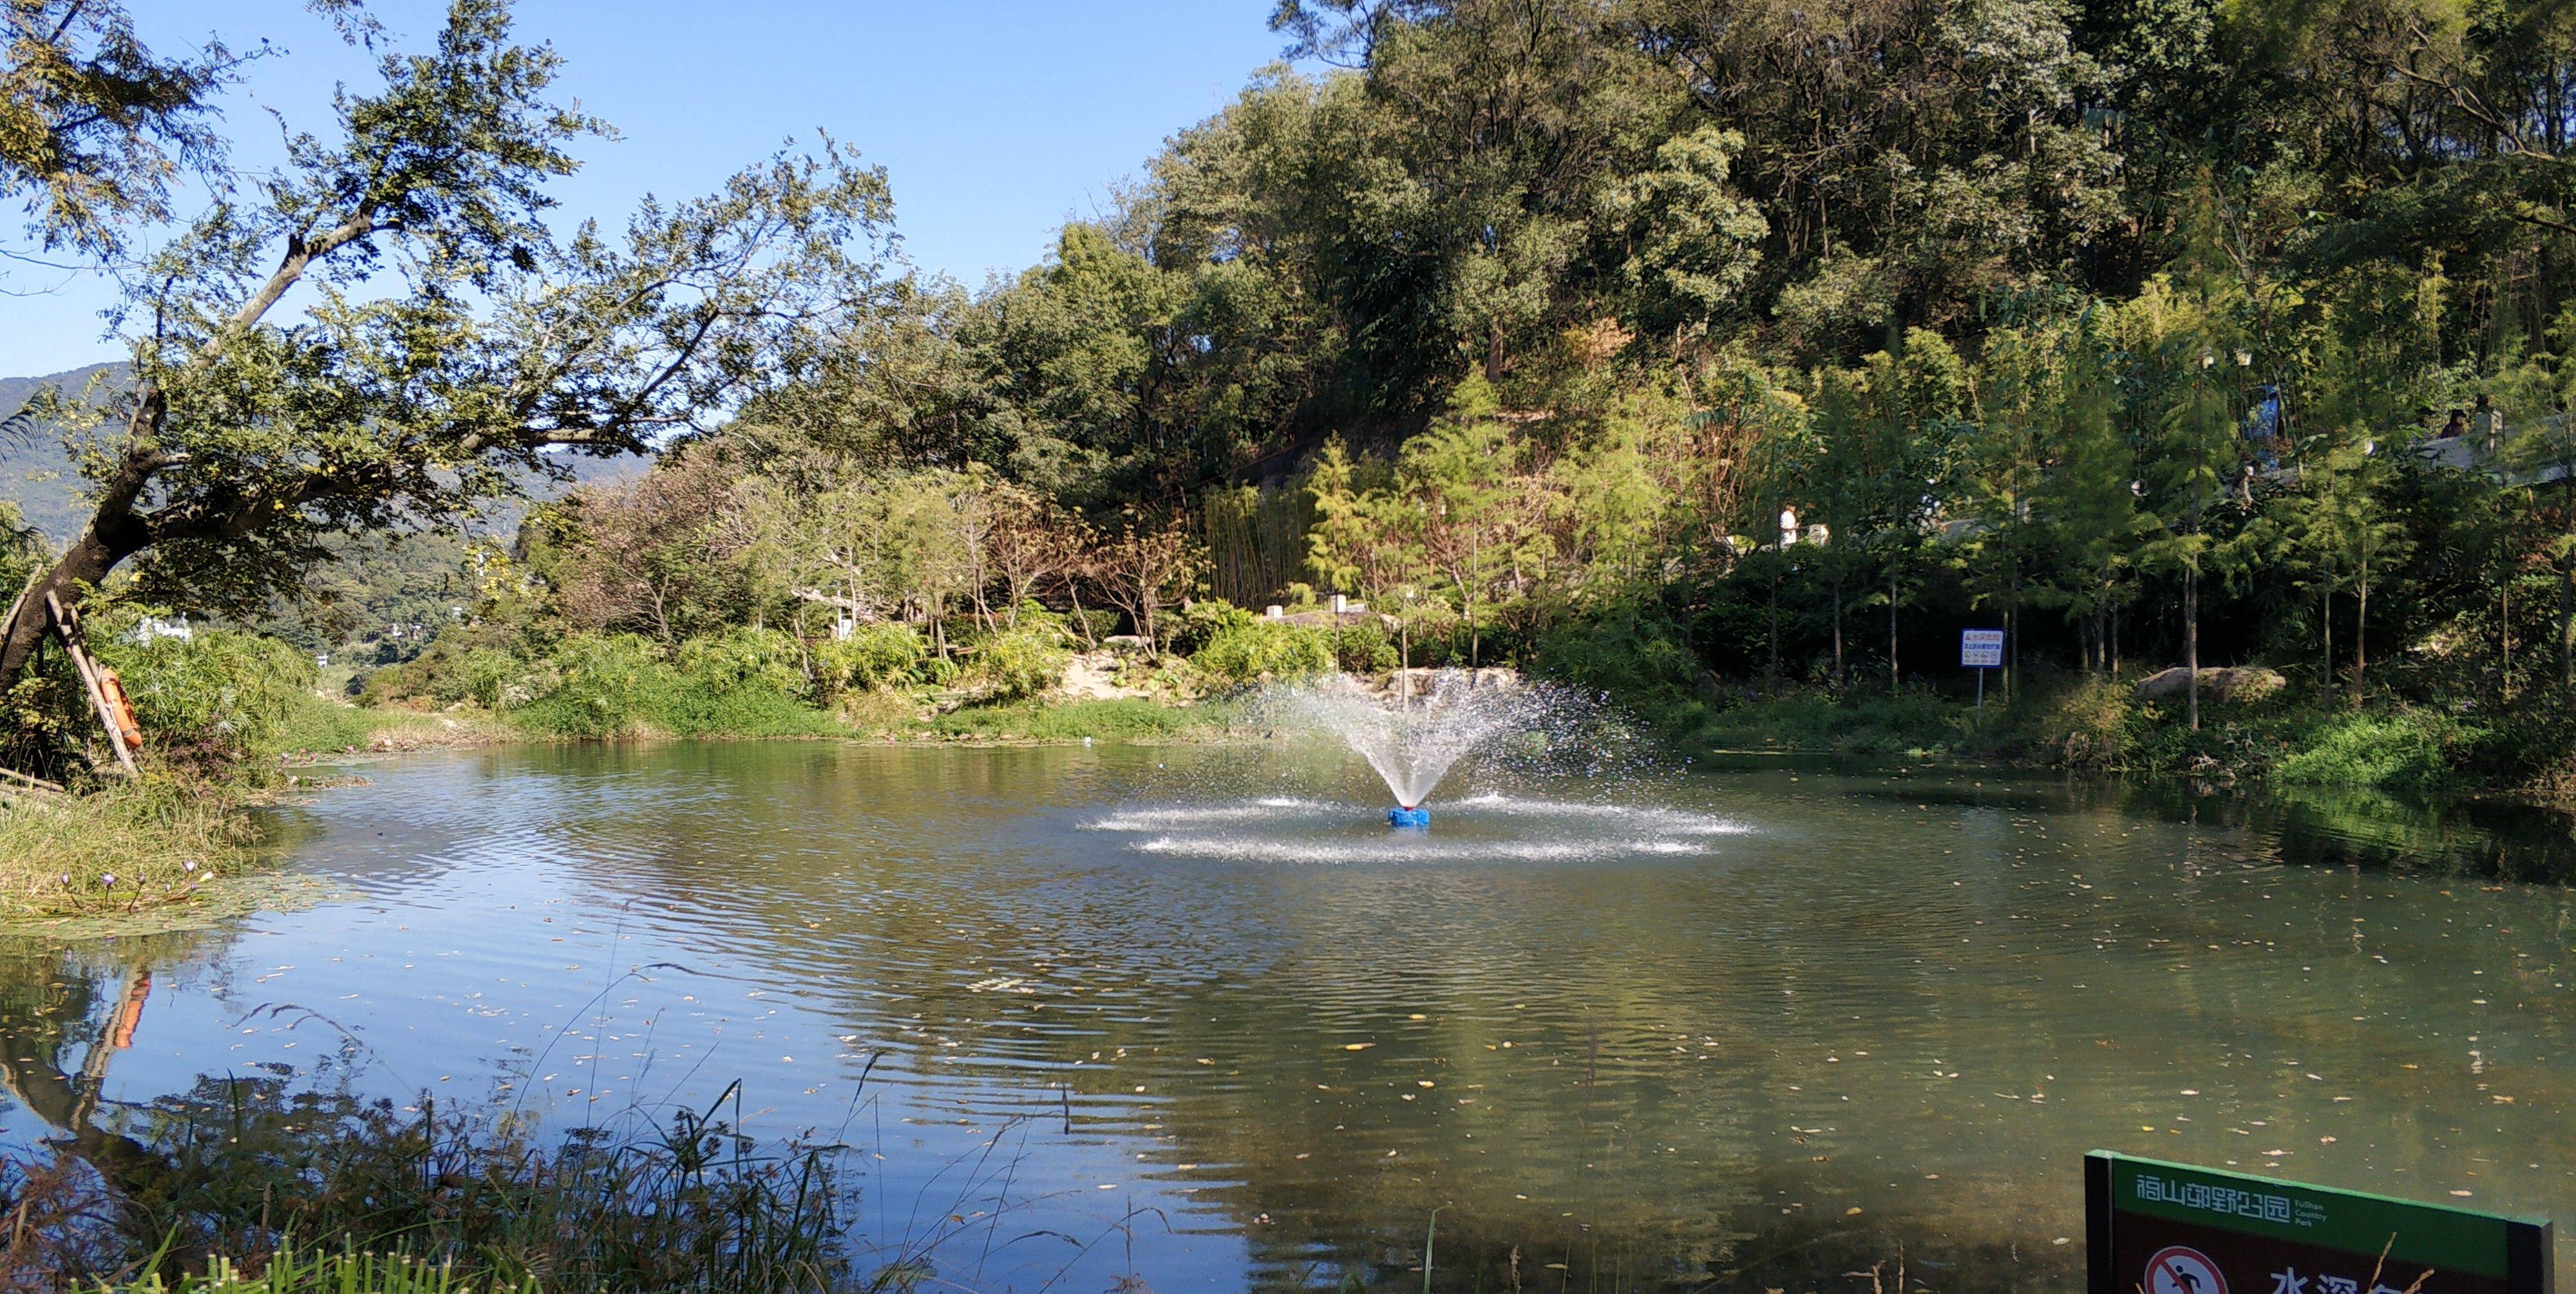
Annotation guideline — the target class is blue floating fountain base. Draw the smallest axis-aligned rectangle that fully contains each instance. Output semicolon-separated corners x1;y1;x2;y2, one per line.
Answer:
1387;805;1430;830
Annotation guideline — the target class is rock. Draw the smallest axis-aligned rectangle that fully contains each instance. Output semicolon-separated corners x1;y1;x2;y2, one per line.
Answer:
2132;666;2284;704
1101;634;1153;655
1387;668;1439;699
1059;650;1151;700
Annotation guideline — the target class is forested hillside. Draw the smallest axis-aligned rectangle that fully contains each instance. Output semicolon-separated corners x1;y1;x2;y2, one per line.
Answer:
394;0;2576;782
12;0;2576;792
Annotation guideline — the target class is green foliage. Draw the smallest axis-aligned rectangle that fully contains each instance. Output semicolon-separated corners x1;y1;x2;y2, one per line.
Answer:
94;628;317;769
1168;598;1256;657
674;626;806;696
960;621;1070;703
507;633;834;740
34;0;2576;798
2274;711;2479;796
812;623;927;694
1696;688;1971;756
1192;619;1336;684
1327;619;1399;675
923;697;1221;742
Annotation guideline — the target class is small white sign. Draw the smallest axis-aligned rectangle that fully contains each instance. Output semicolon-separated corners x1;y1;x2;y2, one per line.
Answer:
1960;629;2004;668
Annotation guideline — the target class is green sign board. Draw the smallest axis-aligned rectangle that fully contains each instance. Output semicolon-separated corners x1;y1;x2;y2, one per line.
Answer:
2088;1153;2553;1294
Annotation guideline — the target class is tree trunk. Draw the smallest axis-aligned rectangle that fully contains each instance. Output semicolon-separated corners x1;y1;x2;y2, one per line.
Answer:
2005;559;2020;704
1830;576;1844;686
2185;561;2201;732
1067;581;1098;650
0;394;166;682
0;533;140;684
2354;551;2369;707
1886;568;1899;691
2322;583;2334;706
2558;546;2575;688
2499;563;2512;702
1766;545;1780;694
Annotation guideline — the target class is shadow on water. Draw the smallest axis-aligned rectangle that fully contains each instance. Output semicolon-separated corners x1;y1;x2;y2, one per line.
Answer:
0;933;2088;1292
1794;756;2576;886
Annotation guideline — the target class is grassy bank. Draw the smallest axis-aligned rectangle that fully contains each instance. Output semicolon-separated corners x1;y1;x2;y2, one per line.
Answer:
1673;671;2570;799
0;778;269;919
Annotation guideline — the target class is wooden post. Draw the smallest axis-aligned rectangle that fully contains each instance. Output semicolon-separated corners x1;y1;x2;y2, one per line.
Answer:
46;592;139;779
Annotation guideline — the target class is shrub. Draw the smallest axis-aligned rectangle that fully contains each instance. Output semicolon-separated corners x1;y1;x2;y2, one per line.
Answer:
1533;612;1698;701
961;622;1070;702
813;623;926;695
1329;619;1399;674
2021;676;2136;769
928;697;1222;741
351;623;532;710
2275;709;2476;794
509;634;679;738
1168;599;1254;657
96;628;318;771
1192;620;1335;684
675;626;807;697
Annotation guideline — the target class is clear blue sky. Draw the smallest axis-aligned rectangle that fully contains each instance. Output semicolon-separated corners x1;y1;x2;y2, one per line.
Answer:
5;0;1298;375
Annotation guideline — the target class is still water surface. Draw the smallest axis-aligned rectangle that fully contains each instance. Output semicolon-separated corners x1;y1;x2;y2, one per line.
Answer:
1;742;2570;1290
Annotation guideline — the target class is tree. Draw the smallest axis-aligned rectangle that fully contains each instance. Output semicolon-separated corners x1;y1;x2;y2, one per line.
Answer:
0;0;896;691
1095;510;1204;659
1958;325;2063;700
985;479;1077;628
0;0;289;268
1396;373;1512;666
1802;366;1873;684
1851;330;1962;689
2031;310;2140;675
2133;187;2250;731
538;442;745;642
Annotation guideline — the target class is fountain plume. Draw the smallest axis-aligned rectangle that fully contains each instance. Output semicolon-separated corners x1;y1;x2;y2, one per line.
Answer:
1272;670;1582;809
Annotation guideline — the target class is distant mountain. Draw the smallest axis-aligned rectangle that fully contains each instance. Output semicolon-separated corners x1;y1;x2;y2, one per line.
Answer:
0;362;129;541
0;364;653;546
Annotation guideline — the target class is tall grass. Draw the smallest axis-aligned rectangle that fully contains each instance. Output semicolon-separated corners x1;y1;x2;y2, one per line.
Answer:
94;1248;536;1293
21;1074;914;1294
0;777;263;917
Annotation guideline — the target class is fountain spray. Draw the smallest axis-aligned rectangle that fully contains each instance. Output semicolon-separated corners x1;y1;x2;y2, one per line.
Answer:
1274;670;1577;828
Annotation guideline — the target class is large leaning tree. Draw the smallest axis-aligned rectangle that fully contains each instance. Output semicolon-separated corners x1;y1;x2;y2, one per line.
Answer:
0;0;896;681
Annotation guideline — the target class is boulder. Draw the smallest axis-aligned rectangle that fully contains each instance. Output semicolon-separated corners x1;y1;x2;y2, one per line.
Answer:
1060;651;1151;700
2132;666;2284;705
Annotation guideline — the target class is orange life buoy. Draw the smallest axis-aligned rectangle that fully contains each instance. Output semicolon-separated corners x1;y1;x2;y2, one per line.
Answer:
97;667;143;753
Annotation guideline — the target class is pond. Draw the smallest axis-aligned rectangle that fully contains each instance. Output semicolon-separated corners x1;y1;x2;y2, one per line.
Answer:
1;742;2570;1291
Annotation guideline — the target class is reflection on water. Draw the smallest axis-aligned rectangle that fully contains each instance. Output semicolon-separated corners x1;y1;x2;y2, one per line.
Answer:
0;744;2569;1290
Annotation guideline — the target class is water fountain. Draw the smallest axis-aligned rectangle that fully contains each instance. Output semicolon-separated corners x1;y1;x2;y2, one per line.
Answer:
1277;669;1562;829
1080;668;1747;861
